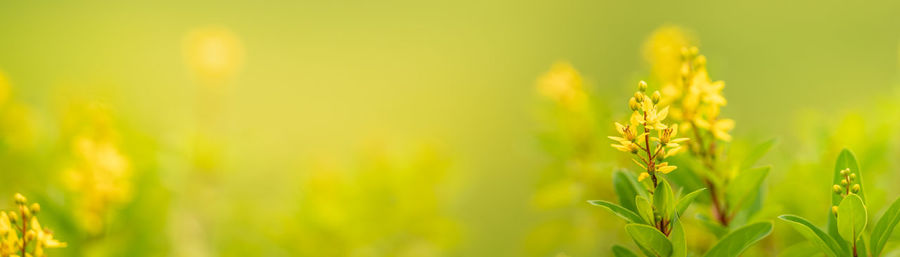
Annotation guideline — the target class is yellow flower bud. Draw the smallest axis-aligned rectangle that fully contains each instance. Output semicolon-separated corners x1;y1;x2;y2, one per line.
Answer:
651;91;661;104
30;203;40;214
840;179;848;185
638;80;648;92
840;168;850;176
637;172;650;182
851;184;860;193
634;92;644;102
14;193;25;205
832;206;839;216
850;173;857;180
833;185;842;193
629;97;640;111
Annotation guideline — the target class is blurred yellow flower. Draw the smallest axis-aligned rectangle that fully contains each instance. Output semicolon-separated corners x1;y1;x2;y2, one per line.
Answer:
537;62;588;110
59;101;132;235
183;26;244;84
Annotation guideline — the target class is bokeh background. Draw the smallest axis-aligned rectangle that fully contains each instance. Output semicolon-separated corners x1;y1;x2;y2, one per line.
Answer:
0;1;900;256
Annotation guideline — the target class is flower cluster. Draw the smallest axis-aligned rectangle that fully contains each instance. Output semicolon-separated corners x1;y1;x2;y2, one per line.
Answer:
60;102;132;235
536;62;589;110
831;168;861;215
609;81;688;187
659;47;734;159
0;194;65;257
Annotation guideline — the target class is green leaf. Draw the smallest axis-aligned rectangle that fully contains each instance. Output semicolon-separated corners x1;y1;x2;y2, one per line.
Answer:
675;188;706;217
777;242;820;257
654;179;675;221
829;149;865;241
741;138;776;170
636;196;655;225
696;214;728;238
725;166;770;215
589;200;645;224
703;221;773;257
670;214;686;257
625;224;673;257
612;245;640;257
779;215;842;257
871;197;900;257
837;194;867;243
614;171;640;212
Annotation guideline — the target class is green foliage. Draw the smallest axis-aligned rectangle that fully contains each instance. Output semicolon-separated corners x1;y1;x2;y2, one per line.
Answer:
669;215;687;257
836;194;867;243
871;197;900;257
614;170;642;212
636;196;655;225
675;188;705;217
702;222;773;257
778;215;842;257
654;180;675;222
589;200;645;224
740;139;776;171
625;224;673;257
612;245;640;257
725;166;770;216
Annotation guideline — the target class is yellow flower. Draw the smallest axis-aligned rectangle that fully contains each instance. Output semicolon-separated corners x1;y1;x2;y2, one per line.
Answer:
610;80;686;186
657;162;677;174
536;62;587;109
611;141;639;153
637;172;650;182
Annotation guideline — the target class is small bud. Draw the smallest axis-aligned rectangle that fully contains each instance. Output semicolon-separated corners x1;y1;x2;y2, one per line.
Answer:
638;81;648;92
832;206;839;216
8;212;18;223
634;92;644;102
30;203;40;214
841;179;848;185
680;47;691;59
25;230;35;241
629;97;640;111
833;185;842;193
840;168;850;176
851;184;860;193
13;194;25;205
651;91;661;104
850;173;857;180
689;46;699;56
694;55;707;68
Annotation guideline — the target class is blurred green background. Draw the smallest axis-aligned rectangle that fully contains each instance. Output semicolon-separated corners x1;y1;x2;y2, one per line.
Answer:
0;1;899;256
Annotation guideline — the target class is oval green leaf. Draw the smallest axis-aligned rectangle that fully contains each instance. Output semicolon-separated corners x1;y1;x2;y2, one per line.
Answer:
703;221;773;257
612;245;640;257
654;179;675;221
837;194;867;243
626;224;673;257
636;195;655;224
